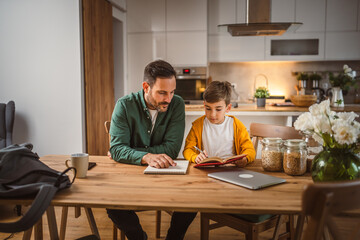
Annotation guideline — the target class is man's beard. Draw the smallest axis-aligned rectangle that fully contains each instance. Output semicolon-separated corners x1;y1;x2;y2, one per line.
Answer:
146;91;170;112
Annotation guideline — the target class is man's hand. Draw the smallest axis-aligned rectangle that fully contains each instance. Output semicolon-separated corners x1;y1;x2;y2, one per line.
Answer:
142;153;176;168
235;157;248;168
195;150;208;164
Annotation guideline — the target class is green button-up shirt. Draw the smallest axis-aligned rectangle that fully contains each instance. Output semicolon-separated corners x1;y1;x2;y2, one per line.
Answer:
109;90;185;165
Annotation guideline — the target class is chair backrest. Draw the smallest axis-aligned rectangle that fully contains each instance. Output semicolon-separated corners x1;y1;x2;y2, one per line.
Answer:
297;181;360;240
104;121;111;143
249;123;303;157
0;101;15;149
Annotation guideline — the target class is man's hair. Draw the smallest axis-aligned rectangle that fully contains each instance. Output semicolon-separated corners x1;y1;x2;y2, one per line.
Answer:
143;60;176;86
203;81;232;105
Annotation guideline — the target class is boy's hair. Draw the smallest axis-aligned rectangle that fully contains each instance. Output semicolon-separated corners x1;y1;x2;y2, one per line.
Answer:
143;60;176;87
203;81;232;105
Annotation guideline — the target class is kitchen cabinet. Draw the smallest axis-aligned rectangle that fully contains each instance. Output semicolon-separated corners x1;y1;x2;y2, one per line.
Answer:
325;32;360;60
127;0;165;33
265;32;325;61
209;35;265;62
126;0;207;85
208;0;237;34
326;0;358;31
271;0;295;22
127;32;166;93
295;0;326;32
166;0;207;31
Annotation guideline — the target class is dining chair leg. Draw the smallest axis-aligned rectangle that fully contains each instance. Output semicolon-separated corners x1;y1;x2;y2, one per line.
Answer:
295;214;306;240
156;210;161;238
272;215;285;240
22;227;33;240
60;206;68;240
200;213;210;240
120;230;125;240
84;207;100;239
46;206;59;240
113;223;118;240
34;216;43;240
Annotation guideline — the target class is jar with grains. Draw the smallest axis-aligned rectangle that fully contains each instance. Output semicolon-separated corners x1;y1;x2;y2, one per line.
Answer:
261;138;283;172
283;139;307;176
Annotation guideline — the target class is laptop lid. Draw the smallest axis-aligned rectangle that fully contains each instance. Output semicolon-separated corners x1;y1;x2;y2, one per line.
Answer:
208;169;286;190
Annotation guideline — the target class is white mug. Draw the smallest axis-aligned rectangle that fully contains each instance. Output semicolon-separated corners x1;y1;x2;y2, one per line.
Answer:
65;153;89;178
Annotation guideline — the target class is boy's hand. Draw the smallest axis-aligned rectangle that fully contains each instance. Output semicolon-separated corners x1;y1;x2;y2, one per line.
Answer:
195;150;208;164
235;157;248;168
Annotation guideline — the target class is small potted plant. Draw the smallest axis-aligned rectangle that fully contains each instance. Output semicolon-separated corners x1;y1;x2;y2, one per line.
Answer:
254;87;270;107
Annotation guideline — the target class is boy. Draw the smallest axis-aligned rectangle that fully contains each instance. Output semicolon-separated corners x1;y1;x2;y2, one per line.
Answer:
183;81;255;166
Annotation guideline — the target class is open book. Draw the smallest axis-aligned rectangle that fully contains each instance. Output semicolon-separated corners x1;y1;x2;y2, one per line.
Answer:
144;160;189;175
194;154;247;168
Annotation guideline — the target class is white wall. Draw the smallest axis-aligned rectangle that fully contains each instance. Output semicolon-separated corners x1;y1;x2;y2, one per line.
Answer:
0;0;84;156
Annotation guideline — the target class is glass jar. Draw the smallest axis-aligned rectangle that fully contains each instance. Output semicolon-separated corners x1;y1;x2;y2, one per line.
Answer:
261;138;283;171
283;139;307;176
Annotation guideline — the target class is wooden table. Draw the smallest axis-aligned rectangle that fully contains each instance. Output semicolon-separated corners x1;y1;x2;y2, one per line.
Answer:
0;155;314;239
34;155;313;214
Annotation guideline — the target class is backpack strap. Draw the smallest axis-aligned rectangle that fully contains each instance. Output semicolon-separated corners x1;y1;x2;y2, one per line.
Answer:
0;184;58;233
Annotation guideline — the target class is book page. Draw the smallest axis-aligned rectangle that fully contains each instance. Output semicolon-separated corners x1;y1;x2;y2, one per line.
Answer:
223;154;246;162
144;160;189;175
199;157;224;164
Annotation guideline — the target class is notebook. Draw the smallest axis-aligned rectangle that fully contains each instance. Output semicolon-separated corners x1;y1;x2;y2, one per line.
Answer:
144;160;189;175
208;169;286;190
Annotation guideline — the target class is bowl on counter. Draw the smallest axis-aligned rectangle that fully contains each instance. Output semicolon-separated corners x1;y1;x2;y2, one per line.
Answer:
290;95;317;107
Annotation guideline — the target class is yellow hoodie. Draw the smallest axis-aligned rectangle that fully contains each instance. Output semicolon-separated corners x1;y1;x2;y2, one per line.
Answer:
183;115;256;163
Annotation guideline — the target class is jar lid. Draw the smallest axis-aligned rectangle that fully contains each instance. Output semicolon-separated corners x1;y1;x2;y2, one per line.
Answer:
284;139;307;147
261;138;283;144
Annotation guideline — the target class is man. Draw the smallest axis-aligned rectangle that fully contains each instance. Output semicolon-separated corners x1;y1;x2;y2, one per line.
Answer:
107;60;196;240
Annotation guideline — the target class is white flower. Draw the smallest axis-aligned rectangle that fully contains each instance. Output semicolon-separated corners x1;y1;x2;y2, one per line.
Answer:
294;112;313;132
332;119;358;145
343;64;352;74
336;112;359;124
309;99;331;117
313;115;332;134
312;133;324;145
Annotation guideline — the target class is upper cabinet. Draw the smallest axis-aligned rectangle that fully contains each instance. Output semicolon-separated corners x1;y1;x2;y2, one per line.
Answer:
326;0;358;31
127;0;165;33
209;0;360;62
166;0;207;31
295;0;326;32
127;0;207;67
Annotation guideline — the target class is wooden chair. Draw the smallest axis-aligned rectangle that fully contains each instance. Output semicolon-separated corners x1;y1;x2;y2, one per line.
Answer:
295;180;360;240
105;121;171;240
201;123;303;240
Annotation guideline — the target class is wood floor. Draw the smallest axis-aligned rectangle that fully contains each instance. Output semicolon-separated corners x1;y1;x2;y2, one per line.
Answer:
1;206;360;239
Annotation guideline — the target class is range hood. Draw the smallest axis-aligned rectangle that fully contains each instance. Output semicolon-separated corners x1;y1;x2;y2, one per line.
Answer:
219;0;302;36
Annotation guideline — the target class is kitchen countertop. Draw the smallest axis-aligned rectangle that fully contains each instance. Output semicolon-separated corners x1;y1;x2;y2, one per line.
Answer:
185;104;360;112
185;104;360;117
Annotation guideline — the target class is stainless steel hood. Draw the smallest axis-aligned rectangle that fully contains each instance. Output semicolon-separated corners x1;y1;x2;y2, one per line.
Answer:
219;0;302;36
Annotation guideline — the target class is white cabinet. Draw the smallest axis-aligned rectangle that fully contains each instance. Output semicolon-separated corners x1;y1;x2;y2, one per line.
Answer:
265;32;325;61
271;0;295;22
295;0;326;32
209;35;265;62
208;0;237;34
127;33;166;93
127;0;165;33
166;0;207;31
325;32;360;60
167;32;207;66
326;0;358;31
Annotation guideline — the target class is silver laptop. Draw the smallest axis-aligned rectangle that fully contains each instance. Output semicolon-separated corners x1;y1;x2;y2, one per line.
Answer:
208;169;286;190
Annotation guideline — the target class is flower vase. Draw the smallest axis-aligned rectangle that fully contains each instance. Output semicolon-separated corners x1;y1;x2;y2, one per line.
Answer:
311;148;360;182
330;87;344;107
256;98;266;107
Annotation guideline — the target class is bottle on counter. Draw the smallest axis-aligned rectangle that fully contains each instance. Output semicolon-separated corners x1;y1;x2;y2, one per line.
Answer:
261;138;284;172
283;139;307;176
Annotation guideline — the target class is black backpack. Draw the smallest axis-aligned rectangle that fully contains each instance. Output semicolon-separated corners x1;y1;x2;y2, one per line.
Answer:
0;144;74;233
